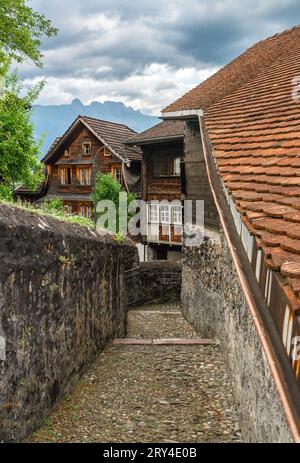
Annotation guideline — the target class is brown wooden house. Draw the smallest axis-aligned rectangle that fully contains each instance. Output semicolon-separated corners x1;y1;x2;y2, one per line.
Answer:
126;120;185;260
15;116;142;217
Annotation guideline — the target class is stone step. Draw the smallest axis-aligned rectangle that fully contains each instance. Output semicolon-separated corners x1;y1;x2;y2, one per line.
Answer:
130;304;181;312
113;338;217;346
131;310;180;315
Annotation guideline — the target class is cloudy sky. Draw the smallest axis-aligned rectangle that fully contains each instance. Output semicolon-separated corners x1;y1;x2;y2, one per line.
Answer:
18;0;300;115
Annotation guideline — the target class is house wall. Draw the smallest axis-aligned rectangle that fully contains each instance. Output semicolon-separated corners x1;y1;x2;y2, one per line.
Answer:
184;121;219;228
142;141;183;202
141;141;183;251
0;204;138;442
46;123;123;212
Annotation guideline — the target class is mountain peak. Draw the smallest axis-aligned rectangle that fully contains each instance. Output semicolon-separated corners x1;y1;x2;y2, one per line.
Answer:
32;100;160;156
71;98;83;106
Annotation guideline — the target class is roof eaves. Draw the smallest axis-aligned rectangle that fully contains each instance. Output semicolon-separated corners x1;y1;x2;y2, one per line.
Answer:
42;116;82;163
161;109;204;119
126;134;184;146
42;116;130;165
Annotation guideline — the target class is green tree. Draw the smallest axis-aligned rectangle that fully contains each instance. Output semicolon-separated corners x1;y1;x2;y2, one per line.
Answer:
0;67;45;194
92;173;135;234
0;0;57;66
43;197;64;213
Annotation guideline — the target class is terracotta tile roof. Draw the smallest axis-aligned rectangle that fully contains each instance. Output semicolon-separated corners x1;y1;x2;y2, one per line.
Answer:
163;25;300;113
43;116;142;163
201;26;300;310
126;120;185;145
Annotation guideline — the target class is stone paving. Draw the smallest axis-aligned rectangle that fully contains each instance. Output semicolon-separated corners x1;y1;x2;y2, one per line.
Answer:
29;304;241;443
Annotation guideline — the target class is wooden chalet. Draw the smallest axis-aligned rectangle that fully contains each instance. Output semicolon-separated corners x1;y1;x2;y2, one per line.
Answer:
15;116;142;218
126;120;185;260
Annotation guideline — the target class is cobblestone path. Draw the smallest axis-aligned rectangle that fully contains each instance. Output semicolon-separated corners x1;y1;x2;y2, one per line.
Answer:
30;304;241;443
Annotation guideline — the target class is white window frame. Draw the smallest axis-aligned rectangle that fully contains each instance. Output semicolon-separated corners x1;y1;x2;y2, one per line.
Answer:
148;203;159;223
113;167;122;184
79;168;85;185
82;142;91;155
172;204;182;225
160;204;170;224
86;168;92;186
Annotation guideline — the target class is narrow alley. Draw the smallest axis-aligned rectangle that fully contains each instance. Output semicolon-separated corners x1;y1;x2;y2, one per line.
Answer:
29;304;241;443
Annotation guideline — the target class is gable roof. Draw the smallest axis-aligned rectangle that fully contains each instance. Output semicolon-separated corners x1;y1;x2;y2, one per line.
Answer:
163;24;300;321
42;115;142;164
126;120;185;145
202;26;300;309
162;25;300;114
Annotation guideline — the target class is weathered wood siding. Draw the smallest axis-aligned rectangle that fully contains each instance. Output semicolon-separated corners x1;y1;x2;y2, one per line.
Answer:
46;122;123;212
142;141;183;202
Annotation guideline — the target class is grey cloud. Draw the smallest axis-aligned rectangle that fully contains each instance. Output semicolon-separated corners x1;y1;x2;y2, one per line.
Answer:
20;0;300;110
27;0;300;79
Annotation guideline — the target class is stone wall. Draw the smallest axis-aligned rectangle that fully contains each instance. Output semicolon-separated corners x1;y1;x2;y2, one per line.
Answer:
139;261;182;305
182;229;292;443
0;205;138;442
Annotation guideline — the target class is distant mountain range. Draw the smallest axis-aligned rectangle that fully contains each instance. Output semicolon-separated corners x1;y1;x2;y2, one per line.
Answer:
31;99;160;156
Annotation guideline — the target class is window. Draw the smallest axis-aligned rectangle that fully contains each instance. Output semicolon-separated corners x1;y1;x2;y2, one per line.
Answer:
60;167;71;185
112;167;122;184
80;205;85;217
79;168;85;185
79;204;92;219
153;159;169;177
86;168;92;185
160;159;169;176
64;204;72;215
160;204;170;224
148;203;159;223
82;142;91;155
86;205;92;219
172;204;182;224
64;149;70;158
153;157;181;177
78;167;92;185
104;147;111;157
173;158;181;176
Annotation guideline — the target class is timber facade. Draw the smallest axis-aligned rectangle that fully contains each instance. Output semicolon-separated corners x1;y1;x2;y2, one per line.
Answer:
16;116;142;218
127;120;185;260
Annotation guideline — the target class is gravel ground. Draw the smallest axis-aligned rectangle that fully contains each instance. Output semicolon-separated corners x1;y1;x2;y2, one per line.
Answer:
127;311;198;339
29;304;241;443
